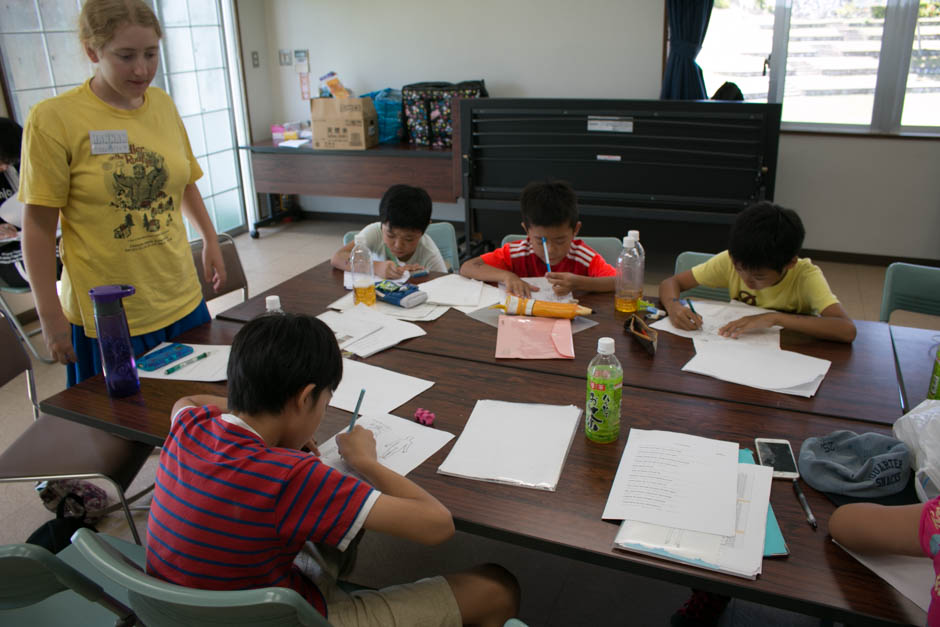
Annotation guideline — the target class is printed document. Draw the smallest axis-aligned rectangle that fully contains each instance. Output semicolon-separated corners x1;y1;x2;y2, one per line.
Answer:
318;412;454;479
330;359;433;415
419;274;484;307
318;305;425;357
437;400;581;491
603;429;739;536
614;462;773;579
328;291;449;322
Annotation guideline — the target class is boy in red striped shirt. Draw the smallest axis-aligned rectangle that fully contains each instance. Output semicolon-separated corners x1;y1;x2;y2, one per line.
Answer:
460;180;616;298
147;313;519;626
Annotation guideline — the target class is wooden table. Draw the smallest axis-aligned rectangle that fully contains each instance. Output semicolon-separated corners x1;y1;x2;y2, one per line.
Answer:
38;319;924;626
890;325;939;412
216;261;903;425
243;141;459;204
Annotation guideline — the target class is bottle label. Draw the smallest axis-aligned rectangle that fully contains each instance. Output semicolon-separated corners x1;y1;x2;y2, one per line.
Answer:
586;369;622;443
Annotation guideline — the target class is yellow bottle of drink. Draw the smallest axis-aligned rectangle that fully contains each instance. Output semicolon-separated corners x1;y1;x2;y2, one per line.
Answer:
615;235;643;313
350;234;376;306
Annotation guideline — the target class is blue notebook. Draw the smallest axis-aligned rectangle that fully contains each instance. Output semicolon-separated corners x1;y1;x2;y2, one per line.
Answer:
740;449;789;557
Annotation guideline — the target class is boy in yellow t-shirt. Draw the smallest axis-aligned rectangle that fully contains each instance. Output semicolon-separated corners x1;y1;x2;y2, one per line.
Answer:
659;201;856;343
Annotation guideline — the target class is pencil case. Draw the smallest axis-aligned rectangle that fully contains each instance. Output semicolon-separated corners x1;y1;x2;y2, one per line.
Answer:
625;313;657;356
375;281;429;308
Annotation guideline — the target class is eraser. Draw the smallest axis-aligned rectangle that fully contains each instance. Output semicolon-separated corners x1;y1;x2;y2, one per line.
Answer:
414;408;435;426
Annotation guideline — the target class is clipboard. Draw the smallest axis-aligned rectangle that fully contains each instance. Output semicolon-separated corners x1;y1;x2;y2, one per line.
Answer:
624;313;657;356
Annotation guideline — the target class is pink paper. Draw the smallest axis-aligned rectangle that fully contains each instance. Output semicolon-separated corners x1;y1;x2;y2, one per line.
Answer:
495;315;575;359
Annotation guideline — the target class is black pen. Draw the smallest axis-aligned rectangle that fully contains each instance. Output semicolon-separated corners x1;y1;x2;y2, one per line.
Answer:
793;478;817;530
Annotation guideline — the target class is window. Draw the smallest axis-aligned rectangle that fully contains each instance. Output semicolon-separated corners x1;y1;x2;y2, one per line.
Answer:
698;0;939;133
0;0;247;234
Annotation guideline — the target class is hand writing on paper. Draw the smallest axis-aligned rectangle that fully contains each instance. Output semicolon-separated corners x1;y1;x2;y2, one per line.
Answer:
545;272;578;296
665;302;702;331
336;425;378;471
718;312;778;338
303;437;320;456
505;275;537;298
377;261;424;279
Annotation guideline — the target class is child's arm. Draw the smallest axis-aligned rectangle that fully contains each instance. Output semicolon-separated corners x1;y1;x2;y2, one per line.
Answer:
829;502;923;556
171;394;228;419
544;273;615;295
330;241;410;279
337;426;454;545
460;256;537;298
658;271;704;330
719;303;857;343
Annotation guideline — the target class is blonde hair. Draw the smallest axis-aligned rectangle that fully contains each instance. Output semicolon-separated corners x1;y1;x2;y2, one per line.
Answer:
79;0;162;50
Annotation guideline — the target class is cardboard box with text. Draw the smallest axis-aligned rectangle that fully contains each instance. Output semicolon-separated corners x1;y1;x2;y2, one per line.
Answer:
310;97;378;150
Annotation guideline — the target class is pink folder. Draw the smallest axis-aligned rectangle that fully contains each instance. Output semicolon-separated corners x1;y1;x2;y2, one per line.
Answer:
495;315;575;360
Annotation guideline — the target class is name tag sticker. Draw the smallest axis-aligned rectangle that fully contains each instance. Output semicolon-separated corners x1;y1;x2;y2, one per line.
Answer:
89;130;129;155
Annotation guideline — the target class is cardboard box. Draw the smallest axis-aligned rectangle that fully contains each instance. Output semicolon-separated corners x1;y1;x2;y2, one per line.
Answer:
310;97;378;150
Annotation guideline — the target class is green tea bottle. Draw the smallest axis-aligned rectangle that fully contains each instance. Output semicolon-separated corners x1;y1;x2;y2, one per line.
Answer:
586;337;622;443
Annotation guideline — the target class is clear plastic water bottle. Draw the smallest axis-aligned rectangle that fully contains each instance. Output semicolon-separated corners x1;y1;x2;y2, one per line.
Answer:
350;234;376;306
585;337;622;443
265;295;284;313
628;229;645;267
615;236;643;313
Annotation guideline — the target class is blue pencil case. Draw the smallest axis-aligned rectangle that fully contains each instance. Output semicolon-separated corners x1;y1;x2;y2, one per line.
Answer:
375;281;428;308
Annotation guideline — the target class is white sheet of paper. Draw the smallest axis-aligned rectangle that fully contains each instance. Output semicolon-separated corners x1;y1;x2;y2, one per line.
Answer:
437;400;581;491
836;541;932;612
650;300;780;349
683;339;831;397
603;429;739;536
341;305;426;358
614;463;773;579
317;307;383;349
137;343;230;382
317;412;454;479
328;291;449;322
419;274;484;306
277;138;311;148
498;276;576;303
330;359;434;415
455;283;503;314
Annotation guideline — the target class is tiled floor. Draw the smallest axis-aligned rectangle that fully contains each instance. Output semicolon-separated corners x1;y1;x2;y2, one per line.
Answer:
1;217;936;625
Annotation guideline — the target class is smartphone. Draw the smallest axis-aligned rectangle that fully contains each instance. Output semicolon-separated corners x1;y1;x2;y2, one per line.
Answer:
137;343;193;372
754;438;800;480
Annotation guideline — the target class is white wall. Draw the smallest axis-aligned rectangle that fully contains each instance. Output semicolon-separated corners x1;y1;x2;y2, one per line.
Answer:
237;0;940;261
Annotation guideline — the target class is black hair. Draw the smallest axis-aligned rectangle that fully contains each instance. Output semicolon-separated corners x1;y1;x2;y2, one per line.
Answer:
711;82;744;101
0;118;23;166
227;313;342;415
378;184;432;232
728;201;805;273
520;180;579;229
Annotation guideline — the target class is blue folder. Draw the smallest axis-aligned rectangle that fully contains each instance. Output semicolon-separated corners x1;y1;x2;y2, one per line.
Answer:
740;449;790;557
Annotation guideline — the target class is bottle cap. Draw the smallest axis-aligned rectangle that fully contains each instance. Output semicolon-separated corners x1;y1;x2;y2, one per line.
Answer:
628;229;640;241
597;337;615;354
622;236;636;248
265;295;282;312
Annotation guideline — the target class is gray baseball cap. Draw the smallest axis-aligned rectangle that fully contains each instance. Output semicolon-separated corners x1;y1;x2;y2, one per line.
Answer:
798;431;910;498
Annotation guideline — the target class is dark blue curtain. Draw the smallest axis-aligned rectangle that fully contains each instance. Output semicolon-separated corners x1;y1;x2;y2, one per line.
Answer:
660;0;714;100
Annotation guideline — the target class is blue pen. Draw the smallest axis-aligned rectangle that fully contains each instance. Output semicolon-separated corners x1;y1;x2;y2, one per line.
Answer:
541;236;551;272
348;388;365;432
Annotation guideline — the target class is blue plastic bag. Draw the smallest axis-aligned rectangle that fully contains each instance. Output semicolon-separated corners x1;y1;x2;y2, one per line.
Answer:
362;88;403;144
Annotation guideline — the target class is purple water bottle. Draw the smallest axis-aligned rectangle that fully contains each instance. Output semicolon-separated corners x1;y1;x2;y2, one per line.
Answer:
88;285;140;397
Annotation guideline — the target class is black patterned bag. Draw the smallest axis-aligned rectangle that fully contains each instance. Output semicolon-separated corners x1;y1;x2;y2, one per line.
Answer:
402;80;487;148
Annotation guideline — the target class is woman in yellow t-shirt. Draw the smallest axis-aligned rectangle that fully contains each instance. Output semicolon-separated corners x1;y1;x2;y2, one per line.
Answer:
19;0;226;386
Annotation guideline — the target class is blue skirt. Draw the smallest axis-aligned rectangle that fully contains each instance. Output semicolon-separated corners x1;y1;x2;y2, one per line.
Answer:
68;301;211;387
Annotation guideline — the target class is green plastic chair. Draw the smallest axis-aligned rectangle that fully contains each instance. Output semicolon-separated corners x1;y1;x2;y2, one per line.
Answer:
879;262;940;322
674;251;730;302
499;234;623;266
71;528;332;626
344;222;460;272
0;542;136;625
